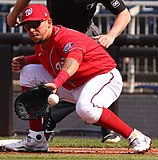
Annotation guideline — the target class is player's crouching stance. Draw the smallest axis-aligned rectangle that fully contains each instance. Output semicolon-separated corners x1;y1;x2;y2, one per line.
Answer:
5;4;151;153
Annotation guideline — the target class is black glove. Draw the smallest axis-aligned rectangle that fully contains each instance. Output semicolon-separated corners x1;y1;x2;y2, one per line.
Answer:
14;84;52;120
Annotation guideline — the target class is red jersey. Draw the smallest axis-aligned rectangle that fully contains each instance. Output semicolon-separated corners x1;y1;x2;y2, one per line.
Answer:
26;25;116;90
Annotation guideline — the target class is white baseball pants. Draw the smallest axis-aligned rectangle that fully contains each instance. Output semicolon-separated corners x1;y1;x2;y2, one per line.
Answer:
20;64;123;124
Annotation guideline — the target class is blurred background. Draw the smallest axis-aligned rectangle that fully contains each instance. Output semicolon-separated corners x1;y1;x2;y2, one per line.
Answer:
0;0;158;139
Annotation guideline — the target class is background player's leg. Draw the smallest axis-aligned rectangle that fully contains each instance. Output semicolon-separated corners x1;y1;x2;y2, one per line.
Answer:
101;100;122;143
43;101;76;140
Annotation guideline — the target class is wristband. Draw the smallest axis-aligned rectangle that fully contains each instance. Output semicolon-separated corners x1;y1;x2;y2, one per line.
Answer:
53;70;70;88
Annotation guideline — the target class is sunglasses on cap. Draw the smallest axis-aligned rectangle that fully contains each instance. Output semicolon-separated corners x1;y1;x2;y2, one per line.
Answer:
24;20;44;31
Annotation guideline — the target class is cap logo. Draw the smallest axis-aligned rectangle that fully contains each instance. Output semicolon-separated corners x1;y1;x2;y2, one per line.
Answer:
25;8;33;17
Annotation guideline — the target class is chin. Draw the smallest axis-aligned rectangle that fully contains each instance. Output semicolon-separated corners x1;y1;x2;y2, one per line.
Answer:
34;41;42;44
32;39;43;44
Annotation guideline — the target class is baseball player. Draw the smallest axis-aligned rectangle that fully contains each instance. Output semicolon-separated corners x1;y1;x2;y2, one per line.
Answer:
5;4;151;153
7;0;131;144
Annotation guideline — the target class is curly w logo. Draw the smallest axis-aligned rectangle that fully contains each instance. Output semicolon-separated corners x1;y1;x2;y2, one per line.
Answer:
25;8;33;16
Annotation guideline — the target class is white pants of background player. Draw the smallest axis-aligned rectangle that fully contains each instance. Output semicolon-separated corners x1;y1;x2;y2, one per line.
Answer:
20;64;123;124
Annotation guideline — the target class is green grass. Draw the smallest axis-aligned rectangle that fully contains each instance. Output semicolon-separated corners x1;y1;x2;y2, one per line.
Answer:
0;136;158;160
0;154;158;160
49;136;158;148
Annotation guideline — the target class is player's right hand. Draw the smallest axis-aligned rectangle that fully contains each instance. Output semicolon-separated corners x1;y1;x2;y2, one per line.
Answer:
7;14;20;27
45;83;58;94
93;34;115;49
7;12;21;27
11;56;28;72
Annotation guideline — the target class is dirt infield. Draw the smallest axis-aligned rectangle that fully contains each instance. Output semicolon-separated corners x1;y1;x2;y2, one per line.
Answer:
48;147;158;154
1;147;158;155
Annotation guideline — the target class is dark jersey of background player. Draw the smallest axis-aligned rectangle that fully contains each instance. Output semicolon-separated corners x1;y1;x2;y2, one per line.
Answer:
47;0;126;36
7;0;130;49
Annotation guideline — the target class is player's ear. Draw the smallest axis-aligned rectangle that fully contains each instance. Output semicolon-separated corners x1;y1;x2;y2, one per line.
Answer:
47;18;52;29
47;18;52;25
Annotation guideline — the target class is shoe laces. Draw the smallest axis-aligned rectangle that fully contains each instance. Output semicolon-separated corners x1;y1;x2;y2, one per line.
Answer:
129;138;140;149
128;136;147;152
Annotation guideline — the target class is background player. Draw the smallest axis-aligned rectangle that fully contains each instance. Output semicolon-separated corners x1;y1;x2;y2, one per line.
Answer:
7;0;131;147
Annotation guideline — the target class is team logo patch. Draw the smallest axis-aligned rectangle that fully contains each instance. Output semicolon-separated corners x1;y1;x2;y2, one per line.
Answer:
63;42;73;53
111;0;120;8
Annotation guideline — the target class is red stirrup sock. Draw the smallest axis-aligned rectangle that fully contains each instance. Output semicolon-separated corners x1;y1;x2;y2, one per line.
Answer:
21;86;44;131
29;119;43;131
96;108;133;138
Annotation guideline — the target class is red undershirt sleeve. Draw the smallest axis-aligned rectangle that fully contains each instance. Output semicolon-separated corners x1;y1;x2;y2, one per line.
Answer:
53;70;70;88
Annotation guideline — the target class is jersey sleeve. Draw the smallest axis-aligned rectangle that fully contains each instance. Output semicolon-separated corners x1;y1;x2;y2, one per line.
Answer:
59;35;86;64
25;54;41;64
99;0;127;15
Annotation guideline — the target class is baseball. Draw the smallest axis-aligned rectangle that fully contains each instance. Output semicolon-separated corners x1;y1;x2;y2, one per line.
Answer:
48;94;59;107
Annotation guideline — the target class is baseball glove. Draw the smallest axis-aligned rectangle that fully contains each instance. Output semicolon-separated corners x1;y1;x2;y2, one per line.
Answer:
14;84;52;120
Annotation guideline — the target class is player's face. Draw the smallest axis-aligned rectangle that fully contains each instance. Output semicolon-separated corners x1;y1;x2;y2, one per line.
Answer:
24;20;50;44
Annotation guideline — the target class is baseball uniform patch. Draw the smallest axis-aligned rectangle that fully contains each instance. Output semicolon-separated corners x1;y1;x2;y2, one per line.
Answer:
63;42;73;53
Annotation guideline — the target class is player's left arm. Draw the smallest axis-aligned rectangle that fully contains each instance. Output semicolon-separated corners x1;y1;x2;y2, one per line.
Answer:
94;0;131;48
